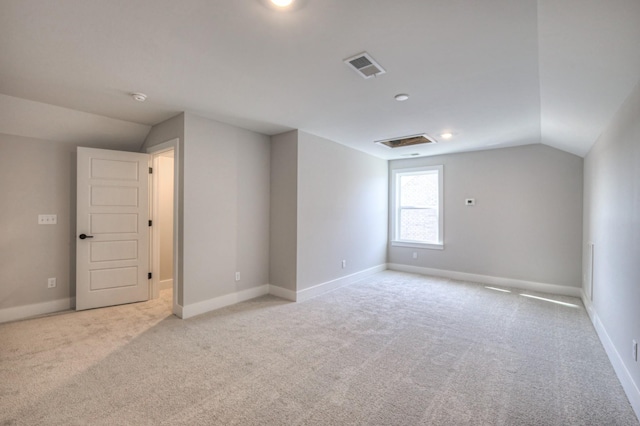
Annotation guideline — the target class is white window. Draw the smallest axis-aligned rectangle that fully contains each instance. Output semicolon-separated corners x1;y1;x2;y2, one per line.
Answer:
391;165;444;249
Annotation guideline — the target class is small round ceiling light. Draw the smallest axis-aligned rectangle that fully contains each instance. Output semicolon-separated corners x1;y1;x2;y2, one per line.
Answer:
394;93;410;102
271;0;293;6
440;132;453;140
131;92;147;102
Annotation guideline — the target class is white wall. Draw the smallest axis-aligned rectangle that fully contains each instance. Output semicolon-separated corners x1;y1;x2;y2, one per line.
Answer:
389;144;583;289
296;131;388;291
583;80;640;416
182;113;270;307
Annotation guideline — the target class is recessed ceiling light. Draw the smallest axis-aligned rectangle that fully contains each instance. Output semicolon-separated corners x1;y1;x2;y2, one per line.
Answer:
131;92;147;102
440;132;453;140
271;0;293;6
394;94;409;101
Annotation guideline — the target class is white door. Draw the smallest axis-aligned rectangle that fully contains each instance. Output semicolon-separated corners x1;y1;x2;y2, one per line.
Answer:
76;147;150;311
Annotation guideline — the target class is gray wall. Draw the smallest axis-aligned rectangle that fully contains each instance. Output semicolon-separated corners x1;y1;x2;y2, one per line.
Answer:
0;135;75;309
583;80;640;396
181;113;270;306
296;131;388;290
269;131;298;291
389;144;583;287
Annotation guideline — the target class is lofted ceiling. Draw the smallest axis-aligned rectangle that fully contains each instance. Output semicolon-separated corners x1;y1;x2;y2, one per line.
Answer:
0;0;639;159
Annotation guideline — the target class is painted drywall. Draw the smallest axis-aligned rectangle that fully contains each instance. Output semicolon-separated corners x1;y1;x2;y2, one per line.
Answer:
269;131;298;292
158;155;174;282
389;144;583;288
0;135;74;310
583;79;640;414
296;131;388;291
142;113;185;306
181;113;270;306
0;94;150;150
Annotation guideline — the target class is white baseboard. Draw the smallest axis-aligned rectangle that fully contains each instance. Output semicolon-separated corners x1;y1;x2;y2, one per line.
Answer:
160;279;173;291
388;263;582;298
181;284;269;319
269;285;297;301
582;294;640;420
296;264;388;302
0;297;75;324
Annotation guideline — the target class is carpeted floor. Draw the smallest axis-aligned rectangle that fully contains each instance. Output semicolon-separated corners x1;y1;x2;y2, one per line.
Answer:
1;271;638;425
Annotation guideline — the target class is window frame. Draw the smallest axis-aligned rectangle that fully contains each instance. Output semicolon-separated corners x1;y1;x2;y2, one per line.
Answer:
391;165;444;250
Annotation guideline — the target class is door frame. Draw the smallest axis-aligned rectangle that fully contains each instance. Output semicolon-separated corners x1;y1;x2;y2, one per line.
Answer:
147;138;180;317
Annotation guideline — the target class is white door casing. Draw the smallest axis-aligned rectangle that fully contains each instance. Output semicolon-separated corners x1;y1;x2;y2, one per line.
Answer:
76;147;150;311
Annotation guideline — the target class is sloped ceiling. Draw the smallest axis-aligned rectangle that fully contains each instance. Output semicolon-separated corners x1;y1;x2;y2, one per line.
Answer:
0;0;638;159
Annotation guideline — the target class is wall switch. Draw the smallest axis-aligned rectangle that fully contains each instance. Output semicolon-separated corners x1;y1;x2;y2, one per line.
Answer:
47;277;57;288
465;198;475;206
412;252;418;259
235;272;240;282
341;260;346;269
633;340;638;362
38;214;57;225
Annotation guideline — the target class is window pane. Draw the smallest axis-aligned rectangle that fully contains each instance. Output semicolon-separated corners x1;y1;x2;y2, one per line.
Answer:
400;173;438;208
399;208;438;242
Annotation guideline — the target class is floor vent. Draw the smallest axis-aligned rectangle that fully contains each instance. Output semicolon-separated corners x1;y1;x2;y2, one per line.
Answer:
375;134;436;149
344;52;386;79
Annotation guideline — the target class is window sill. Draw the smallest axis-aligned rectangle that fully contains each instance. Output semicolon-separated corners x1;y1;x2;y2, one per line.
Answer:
391;241;444;250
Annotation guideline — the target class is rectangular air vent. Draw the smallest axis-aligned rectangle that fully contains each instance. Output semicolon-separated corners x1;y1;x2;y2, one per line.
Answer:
344;52;386;79
375;134;436;149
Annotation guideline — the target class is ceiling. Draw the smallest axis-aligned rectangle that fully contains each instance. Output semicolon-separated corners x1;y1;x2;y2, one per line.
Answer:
1;0;639;159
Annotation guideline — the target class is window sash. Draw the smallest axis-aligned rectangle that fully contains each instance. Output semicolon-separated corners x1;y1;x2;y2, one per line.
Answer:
392;166;443;248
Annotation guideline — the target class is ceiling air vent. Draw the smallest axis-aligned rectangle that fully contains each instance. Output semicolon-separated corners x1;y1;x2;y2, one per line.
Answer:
344;52;386;79
375;134;436;149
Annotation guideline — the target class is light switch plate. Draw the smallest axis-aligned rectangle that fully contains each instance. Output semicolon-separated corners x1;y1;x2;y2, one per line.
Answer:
38;214;57;225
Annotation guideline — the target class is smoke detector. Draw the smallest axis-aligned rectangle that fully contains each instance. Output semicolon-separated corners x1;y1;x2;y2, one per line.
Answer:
375;134;436;149
344;52;386;79
131;92;147;102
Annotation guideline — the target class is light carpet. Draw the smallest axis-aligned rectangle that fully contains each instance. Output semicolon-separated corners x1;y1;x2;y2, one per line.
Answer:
1;271;638;425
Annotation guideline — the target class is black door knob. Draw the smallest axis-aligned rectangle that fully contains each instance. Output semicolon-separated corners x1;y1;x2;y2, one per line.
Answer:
79;234;94;240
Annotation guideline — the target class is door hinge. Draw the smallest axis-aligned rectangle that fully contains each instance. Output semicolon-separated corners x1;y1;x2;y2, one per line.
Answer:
149;220;152;227
149;167;153;174
148;272;152;279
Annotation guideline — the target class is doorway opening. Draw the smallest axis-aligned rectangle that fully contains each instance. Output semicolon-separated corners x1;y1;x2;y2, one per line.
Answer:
148;139;179;315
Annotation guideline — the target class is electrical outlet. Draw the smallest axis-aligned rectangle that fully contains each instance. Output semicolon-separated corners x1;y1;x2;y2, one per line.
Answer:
633;340;638;362
412;252;418;259
38;214;57;225
465;198;475;206
47;277;56;288
341;260;346;269
235;272;240;282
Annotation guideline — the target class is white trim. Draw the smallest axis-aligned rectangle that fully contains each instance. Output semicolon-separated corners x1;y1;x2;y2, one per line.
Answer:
0;298;75;324
181;285;269;319
388;263;582;297
390;165;444;248
160;279;173;290
147;138;180;318
391;241;444;250
296;264;388;302
582;295;640;420
269;285;297;301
